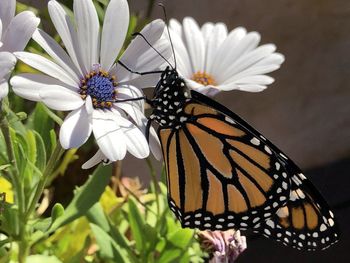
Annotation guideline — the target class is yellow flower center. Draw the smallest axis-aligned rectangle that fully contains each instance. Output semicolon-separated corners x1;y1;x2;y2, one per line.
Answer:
191;71;216;86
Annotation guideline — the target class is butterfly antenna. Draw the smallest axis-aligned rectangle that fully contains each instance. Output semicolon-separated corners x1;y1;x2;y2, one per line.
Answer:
158;3;177;69
132;32;173;68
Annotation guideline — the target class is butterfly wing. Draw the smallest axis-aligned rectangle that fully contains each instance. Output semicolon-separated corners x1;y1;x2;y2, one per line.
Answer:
158;90;293;230
253;159;339;251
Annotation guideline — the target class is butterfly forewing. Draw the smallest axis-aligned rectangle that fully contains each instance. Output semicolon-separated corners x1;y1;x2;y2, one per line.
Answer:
154;70;291;230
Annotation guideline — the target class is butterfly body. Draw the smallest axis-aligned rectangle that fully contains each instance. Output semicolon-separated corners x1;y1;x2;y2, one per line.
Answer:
150;66;191;129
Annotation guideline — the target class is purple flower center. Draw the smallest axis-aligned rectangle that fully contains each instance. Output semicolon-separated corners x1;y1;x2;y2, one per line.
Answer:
79;70;117;109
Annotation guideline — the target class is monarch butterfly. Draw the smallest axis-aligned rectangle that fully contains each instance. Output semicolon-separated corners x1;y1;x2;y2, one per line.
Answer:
117;12;339;251
141;65;339;251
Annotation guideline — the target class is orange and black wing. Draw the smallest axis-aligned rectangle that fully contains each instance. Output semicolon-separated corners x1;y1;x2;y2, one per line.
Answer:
253;161;339;251
158;90;293;231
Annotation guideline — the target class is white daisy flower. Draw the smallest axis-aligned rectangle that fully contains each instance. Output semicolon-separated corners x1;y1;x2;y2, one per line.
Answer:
169;17;285;96
0;0;39;99
11;0;168;162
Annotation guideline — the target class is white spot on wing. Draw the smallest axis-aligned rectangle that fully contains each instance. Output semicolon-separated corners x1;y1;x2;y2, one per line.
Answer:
265;146;272;154
225;116;235;124
320;223;327;232
250;137;260;146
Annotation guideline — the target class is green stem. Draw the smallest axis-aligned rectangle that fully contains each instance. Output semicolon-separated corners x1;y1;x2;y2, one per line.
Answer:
25;144;64;220
146;158;160;215
18;239;30;263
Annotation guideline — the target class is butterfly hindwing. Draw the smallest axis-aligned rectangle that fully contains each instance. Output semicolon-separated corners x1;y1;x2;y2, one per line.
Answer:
253;160;339;251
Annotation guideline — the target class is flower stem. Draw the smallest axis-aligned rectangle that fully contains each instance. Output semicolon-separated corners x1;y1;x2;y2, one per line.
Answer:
146;158;160;215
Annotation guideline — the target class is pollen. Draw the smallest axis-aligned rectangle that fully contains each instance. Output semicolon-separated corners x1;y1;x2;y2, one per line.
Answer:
191;71;216;86
79;69;118;109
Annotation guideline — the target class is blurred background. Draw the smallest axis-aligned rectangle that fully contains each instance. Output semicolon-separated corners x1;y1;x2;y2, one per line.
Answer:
21;0;350;262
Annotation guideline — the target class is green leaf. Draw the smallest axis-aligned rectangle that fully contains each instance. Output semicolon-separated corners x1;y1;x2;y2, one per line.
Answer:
7;110;26;136
0;164;11;171
27;103;55;154
86;202;110;232
168;228;194;249
25;130;37;165
143;224;160;257
127;197;146;253
87;203;134;258
157;249;182;263
32;217;52;233
33;130;46;171
26;255;62;263
51;203;65;223
48;165;112;232
0;203;19;236
90;223;129;262
49;129;57;156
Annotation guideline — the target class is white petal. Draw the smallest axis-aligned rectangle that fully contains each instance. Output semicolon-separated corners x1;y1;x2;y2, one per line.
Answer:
223;53;285;84
10;73;71;101
220;44;277;83
194;84;221;97
204;23;227;73
115;100;145;125
1;11;39;52
85;95;94;115
124;74;161;89
217;82;266;92
235;84;267;92
0;19;3;44
0;51;16;79
33;29;81;82
201;22;214;41
48;0;83;74
0;79;9;99
39;86;84;111
0;0;15;36
82;150;108;169
115;84;144;111
114;103;161;160
211;27;247;77
234;75;274;85
184;79;204;91
74;0;100;73
14;51;78;88
92;109;127;161
111;110;149;159
169;27;192;78
114;19;169;82
169;19;182;38
213;31;261;82
182;17;205;72
59;106;92;149
148;124;162;160
100;0;129;71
